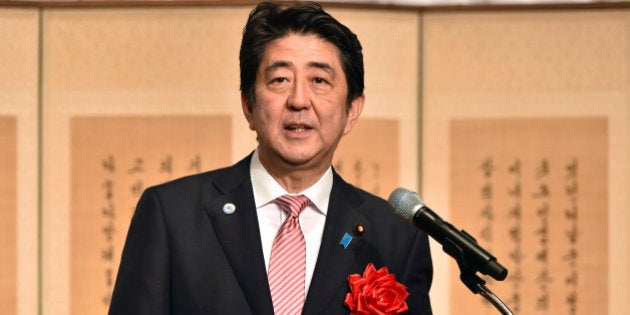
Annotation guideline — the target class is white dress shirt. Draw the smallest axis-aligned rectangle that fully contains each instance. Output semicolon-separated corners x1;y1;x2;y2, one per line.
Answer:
250;150;332;295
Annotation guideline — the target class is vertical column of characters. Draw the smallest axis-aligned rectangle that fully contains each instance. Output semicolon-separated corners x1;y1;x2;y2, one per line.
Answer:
100;155;116;306
533;159;552;312
564;158;579;314
478;157;495;311
127;157;145;201
506;158;522;314
479;158;494;248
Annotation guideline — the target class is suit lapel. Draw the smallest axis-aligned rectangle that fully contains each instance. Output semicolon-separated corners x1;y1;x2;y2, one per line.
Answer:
203;156;275;315
303;172;371;315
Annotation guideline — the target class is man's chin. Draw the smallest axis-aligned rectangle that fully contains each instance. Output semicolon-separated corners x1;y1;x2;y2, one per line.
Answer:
279;150;331;169
260;146;332;171
280;153;315;167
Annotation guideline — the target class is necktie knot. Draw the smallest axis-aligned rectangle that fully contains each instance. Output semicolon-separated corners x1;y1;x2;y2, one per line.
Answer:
275;194;310;218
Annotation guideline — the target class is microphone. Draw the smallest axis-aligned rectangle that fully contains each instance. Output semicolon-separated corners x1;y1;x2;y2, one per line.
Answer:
388;187;508;281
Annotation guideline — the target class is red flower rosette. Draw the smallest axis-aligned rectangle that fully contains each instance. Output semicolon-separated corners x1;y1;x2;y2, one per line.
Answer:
344;263;410;314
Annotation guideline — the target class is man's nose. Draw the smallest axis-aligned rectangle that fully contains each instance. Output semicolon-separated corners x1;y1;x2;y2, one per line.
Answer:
287;81;311;111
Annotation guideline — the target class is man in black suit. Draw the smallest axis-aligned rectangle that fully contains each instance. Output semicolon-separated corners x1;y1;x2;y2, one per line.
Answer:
109;2;432;314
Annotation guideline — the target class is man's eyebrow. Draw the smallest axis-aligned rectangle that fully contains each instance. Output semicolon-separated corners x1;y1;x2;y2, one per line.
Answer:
264;61;292;75
308;61;335;75
263;60;336;75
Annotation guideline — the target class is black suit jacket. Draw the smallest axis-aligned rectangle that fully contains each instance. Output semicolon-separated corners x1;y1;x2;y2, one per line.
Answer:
109;154;432;314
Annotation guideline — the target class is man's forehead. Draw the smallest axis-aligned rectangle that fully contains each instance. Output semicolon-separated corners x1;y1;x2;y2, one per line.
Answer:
259;34;342;68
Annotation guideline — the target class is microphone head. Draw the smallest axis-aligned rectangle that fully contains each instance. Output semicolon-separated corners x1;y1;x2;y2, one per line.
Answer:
388;187;426;221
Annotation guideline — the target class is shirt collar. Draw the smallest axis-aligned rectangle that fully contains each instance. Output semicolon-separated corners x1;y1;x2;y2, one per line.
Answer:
250;149;332;215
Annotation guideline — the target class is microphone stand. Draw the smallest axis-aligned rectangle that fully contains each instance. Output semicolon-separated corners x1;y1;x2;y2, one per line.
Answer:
442;239;514;315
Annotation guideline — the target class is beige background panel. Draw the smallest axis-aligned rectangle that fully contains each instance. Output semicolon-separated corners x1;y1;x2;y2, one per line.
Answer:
0;116;17;315
70;115;231;315
450;118;607;315
423;9;630;315
0;8;40;315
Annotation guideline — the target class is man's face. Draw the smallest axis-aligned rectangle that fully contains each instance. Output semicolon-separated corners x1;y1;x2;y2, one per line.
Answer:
242;33;364;174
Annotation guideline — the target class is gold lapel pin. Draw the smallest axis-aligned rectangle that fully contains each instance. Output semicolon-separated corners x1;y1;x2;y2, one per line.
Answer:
353;224;365;236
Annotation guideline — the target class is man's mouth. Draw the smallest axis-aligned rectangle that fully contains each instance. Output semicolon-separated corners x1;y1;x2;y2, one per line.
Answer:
286;125;311;132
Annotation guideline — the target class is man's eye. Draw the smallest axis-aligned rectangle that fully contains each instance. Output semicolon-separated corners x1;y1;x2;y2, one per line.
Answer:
272;77;287;83
313;77;327;84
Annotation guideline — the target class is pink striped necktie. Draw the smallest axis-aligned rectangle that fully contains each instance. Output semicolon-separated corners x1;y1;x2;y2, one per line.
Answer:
268;194;311;315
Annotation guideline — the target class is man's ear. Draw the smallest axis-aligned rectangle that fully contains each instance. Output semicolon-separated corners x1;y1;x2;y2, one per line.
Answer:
343;93;365;136
241;93;256;131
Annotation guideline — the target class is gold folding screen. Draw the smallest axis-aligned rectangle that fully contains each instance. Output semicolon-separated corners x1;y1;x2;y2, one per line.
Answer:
1;3;630;315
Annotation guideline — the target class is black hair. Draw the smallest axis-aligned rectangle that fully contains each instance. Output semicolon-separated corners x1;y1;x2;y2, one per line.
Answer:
239;1;364;111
